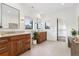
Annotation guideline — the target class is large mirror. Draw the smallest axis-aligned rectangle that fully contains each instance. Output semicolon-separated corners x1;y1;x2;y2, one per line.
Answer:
1;3;20;29
0;4;1;27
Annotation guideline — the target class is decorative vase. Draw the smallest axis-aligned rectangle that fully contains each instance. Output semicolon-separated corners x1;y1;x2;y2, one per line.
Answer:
33;40;37;44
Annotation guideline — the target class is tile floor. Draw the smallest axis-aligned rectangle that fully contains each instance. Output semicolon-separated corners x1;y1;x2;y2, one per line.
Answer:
21;40;71;56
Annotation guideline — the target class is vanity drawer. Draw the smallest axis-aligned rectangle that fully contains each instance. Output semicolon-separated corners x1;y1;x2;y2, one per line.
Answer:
25;34;30;38
18;34;30;39
0;37;9;45
0;45;9;56
10;34;31;41
18;35;26;39
24;39;30;44
10;36;19;41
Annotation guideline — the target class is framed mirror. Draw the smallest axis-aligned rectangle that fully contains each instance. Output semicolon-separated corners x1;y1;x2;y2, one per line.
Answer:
1;3;20;29
0;4;2;28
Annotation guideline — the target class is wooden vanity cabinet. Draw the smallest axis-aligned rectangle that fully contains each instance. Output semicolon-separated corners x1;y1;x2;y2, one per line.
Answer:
16;39;24;55
0;34;31;56
0;37;10;56
23;34;31;51
37;32;47;44
71;40;79;56
10;40;17;56
10;34;31;56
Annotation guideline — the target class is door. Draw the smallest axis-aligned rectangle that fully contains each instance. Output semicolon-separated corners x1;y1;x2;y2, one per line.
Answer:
46;21;57;41
10;41;17;56
57;18;67;42
16;40;23;55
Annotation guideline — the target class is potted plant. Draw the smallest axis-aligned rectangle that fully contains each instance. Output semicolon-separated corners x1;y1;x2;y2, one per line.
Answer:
32;32;39;44
71;28;77;38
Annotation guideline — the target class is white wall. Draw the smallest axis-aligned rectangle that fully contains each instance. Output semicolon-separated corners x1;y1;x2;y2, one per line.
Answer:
76;4;79;31
0;4;1;26
45;6;76;41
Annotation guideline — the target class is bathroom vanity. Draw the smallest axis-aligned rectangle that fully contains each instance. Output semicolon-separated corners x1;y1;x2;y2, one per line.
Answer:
71;39;79;56
0;32;31;56
37;32;47;44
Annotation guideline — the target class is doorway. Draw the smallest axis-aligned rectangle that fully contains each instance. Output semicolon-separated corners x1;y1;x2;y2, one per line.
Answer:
57;18;67;42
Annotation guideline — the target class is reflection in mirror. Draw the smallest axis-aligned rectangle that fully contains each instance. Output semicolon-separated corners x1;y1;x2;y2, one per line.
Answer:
45;22;50;29
37;18;42;29
24;16;33;29
1;3;20;29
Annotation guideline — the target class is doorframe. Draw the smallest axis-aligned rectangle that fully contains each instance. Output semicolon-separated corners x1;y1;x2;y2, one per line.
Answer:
57;18;58;41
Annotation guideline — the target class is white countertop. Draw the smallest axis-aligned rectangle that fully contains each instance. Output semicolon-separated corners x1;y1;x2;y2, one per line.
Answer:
0;31;31;37
0;29;47;37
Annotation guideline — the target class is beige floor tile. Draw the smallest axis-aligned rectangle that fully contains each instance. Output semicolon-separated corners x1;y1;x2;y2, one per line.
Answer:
20;40;70;56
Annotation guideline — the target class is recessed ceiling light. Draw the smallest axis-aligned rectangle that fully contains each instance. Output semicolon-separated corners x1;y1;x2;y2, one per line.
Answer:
61;3;64;6
37;14;41;18
32;6;34;8
8;10;10;13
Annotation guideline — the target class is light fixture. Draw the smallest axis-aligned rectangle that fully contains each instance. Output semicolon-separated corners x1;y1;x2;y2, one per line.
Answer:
32;6;34;8
37;14;41;18
8;10;10;13
61;3;64;6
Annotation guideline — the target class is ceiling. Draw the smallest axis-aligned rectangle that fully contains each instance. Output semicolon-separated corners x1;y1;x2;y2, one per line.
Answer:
19;3;77;14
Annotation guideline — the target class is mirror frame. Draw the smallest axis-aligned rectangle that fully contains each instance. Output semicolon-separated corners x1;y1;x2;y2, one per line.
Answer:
1;3;20;29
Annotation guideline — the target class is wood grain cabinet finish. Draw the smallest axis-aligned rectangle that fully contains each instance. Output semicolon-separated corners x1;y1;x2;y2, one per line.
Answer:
0;34;31;56
68;37;73;47
0;37;10;56
37;32;47;44
71;40;79;56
